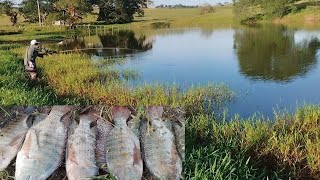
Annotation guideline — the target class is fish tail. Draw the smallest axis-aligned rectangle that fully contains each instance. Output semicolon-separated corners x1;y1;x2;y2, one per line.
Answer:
22;114;34;128
111;106;131;120
51;106;74;114
147;106;164;119
79;113;94;125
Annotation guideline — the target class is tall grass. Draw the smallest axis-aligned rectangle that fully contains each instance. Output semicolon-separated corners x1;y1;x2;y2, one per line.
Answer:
36;52;234;110
186;106;320;179
0;46;89;105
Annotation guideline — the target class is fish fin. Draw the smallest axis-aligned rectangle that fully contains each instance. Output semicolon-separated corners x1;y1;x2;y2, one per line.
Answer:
169;143;182;179
9;132;26;147
147;106;164;119
80;105;93;114
21;130;37;158
23;106;37;115
79;107;101;128
32;114;47;126
111;106;131;120
61;110;73;128
132;141;142;166
23;115;34;128
68;143;78;165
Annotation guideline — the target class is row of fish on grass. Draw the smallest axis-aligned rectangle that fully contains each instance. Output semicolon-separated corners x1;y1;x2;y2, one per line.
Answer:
0;105;185;180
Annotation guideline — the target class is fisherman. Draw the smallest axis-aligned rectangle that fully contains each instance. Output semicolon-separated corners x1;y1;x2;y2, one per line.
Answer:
24;40;55;80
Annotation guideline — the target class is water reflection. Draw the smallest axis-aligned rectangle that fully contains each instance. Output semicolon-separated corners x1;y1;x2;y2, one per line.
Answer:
234;25;320;82
47;30;153;57
42;27;320;118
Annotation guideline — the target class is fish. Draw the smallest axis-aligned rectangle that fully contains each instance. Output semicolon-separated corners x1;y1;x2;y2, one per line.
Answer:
66;109;98;180
105;106;143;180
173;117;185;162
140;106;182;180
15;105;74;180
0;107;37;171
96;116;113;171
127;114;141;137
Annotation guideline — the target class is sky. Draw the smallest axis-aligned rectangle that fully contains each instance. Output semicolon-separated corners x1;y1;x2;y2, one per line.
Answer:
152;0;232;6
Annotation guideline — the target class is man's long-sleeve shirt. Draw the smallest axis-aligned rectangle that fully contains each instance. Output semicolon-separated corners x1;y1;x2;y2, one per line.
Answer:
24;45;46;70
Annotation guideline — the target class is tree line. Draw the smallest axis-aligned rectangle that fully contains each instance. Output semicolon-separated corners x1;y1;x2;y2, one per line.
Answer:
234;0;320;23
155;4;199;8
0;0;149;26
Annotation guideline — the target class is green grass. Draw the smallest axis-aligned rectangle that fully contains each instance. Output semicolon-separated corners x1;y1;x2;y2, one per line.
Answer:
35;52;234;109
0;44;235;112
0;45;89;105
130;7;235;28
185;106;320;179
0;170;13;180
273;6;320;29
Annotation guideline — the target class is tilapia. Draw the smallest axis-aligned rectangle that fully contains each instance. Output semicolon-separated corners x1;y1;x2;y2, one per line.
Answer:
0;107;37;171
15;106;74;180
66;110;98;180
173;117;185;162
127;114;141;137
96;117;113;171
105;106;143;180
141;106;182;180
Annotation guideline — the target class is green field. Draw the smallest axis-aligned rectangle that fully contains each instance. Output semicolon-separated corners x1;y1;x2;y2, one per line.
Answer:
1;6;235;28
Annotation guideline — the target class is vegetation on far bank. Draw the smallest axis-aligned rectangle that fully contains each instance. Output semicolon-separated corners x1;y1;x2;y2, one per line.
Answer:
234;0;320;25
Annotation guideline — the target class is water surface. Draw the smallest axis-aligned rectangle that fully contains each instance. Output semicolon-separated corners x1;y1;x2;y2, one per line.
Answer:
49;26;320;118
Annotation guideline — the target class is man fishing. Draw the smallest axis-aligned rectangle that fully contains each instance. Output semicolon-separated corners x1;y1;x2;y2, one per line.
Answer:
24;40;56;80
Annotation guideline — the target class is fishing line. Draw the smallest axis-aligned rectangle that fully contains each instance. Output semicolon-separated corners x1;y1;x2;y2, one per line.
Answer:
58;47;144;53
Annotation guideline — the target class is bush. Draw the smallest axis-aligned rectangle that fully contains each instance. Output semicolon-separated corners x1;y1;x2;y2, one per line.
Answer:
199;4;215;15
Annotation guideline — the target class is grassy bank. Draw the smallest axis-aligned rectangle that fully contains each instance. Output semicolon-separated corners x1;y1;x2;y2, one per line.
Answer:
0;44;90;105
37;52;234;110
0;44;234;112
185;105;320;179
274;6;320;29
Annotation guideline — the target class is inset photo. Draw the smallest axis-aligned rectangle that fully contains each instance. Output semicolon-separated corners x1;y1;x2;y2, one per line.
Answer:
0;106;185;180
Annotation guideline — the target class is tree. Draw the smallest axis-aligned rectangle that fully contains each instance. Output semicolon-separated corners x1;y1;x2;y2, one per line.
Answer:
0;0;19;26
93;0;147;24
20;0;57;23
234;0;304;23
21;0;91;24
54;0;93;24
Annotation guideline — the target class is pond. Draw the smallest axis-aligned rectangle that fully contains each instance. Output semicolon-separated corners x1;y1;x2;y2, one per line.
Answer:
47;25;320;118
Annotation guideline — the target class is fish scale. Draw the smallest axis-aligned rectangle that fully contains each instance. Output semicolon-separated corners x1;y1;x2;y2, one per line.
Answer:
106;128;141;179
105;107;143;180
15;106;73;180
66;112;98;180
141;106;182;180
0;114;33;171
96;118;113;171
173;119;185;162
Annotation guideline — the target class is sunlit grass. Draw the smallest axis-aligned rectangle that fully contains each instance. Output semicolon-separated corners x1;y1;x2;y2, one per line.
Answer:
186;105;320;179
0;170;12;180
35;52;234;110
0;47;89;105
